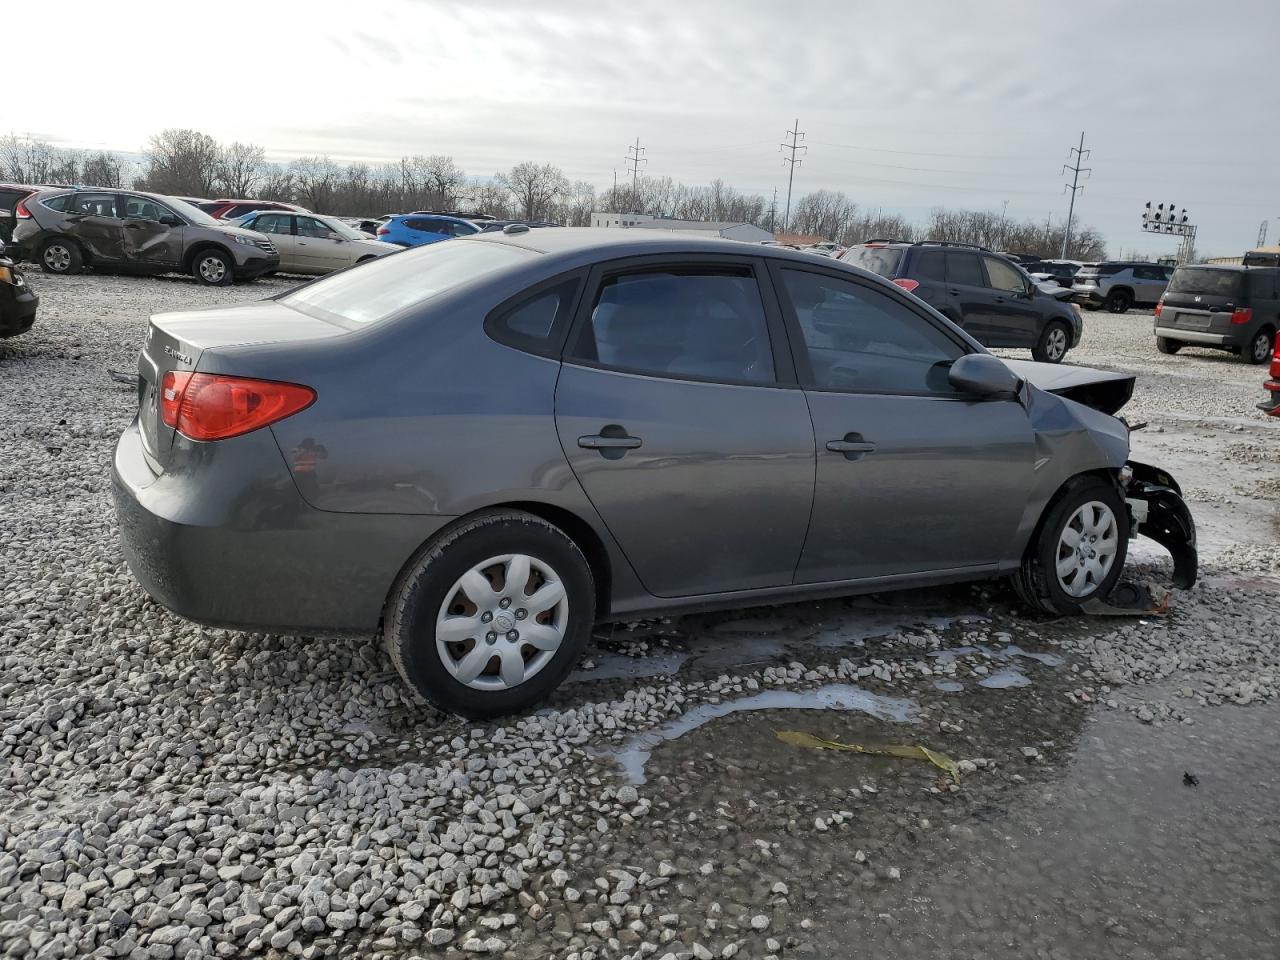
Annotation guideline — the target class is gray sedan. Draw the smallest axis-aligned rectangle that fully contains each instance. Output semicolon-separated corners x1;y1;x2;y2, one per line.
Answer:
113;228;1197;717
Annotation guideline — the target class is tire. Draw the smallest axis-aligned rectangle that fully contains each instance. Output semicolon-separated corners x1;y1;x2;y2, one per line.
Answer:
1083;304;1101;312
1155;336;1182;355
1032;320;1071;363
1103;289;1132;313
1013;475;1129;616
384;510;596;718
191;248;234;286
1241;326;1274;365
41;239;83;275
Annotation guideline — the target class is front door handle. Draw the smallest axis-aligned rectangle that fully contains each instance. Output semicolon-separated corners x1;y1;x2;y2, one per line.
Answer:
578;426;642;460
579;435;642;450
827;433;876;461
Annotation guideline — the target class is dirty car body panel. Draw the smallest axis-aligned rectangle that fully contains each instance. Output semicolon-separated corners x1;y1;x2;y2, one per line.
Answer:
112;229;1197;639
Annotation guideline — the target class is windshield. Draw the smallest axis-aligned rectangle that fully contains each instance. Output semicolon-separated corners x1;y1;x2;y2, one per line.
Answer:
281;239;534;325
844;246;903;278
1167;267;1243;298
318;216;367;241
165;197;220;227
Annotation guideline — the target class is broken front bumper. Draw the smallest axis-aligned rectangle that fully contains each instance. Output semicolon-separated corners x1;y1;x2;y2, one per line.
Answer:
1123;460;1198;589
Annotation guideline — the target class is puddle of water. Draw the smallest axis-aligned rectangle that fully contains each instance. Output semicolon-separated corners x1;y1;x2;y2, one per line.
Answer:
611;683;917;785
930;643;1064;667
568;650;690;684
933;680;965;693
978;668;1031;689
811;613;986;649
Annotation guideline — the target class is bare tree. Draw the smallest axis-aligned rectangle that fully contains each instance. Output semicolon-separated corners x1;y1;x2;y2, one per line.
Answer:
138;128;221;195
259;163;295;203
423;155;466;210
468;179;513;219
499;162;569;221
217;142;267;197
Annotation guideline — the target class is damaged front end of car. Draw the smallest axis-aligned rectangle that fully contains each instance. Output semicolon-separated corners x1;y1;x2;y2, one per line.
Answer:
1119;459;1198;589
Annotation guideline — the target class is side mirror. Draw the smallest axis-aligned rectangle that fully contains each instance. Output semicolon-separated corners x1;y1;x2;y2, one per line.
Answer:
325;231;344;241
160;215;183;227
948;353;1022;398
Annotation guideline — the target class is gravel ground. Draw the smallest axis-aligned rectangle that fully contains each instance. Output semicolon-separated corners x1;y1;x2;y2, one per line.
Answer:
1;274;1277;960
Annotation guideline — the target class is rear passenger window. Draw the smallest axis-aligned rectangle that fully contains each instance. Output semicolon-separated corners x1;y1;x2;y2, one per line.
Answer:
945;252;984;286
486;276;582;357
571;268;775;384
913;250;945;282
71;193;118;217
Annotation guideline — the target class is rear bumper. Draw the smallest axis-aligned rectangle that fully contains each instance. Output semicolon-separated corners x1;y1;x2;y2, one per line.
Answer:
1073;287;1103;304
0;279;37;337
1153;326;1240;347
112;419;454;635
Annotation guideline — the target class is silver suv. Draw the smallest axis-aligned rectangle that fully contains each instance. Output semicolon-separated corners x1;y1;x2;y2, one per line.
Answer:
1072;261;1173;313
11;189;279;286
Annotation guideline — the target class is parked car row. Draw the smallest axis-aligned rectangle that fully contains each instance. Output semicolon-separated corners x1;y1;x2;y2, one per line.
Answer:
840;239;1082;363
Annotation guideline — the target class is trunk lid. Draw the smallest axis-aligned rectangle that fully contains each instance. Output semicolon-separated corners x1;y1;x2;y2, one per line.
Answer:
137;300;345;466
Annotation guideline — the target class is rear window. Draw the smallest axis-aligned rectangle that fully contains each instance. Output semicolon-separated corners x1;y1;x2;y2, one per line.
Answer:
281;239;533;326
844;246;903;278
1166;268;1243;298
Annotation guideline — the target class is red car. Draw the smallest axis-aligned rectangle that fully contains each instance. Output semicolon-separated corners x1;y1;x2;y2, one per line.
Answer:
197;199;309;221
1261;337;1280;416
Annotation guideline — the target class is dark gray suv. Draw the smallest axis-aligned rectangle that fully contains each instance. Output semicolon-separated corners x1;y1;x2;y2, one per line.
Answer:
11;189;279;285
842;241;1082;363
113;229;1196;717
1155;264;1278;363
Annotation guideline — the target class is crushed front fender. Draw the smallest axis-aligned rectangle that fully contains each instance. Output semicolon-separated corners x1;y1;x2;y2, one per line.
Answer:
1123;460;1198;589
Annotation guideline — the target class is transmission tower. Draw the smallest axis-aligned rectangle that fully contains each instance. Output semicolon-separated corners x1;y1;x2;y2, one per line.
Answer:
779;119;806;232
1060;132;1091;258
624;138;646;208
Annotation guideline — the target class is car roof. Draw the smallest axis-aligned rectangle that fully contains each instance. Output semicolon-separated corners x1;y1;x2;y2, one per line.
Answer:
466;226;886;273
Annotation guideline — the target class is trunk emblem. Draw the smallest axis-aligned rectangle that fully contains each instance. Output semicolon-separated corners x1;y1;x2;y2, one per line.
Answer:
164;345;193;365
1193;296;1201;302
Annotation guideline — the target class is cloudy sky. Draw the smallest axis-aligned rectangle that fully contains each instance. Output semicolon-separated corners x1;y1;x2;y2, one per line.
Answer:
11;0;1278;256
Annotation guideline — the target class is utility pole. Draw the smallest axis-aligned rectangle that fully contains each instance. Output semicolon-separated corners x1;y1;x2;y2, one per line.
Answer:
1060;132;1091;259
779;118;806;233
769;187;778;234
624;138;646;210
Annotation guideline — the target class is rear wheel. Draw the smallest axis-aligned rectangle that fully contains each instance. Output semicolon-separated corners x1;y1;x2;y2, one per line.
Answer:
1156;336;1182;355
384;510;595;718
1032;321;1070;363
41;239;82;275
1014;476;1128;615
192;249;233;286
1242;326;1275;365
1104;289;1132;313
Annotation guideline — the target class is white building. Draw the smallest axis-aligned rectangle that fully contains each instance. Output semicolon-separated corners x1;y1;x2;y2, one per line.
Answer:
590;212;772;243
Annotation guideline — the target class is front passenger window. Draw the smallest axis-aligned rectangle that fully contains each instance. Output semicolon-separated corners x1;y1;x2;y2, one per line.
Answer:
571;269;775;384
780;269;964;395
983;256;1027;294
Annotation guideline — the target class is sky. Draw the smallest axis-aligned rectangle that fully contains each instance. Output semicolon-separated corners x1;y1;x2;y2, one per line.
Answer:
9;0;1279;257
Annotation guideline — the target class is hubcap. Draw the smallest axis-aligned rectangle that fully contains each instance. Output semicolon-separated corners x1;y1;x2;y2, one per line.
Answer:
44;245;70;270
1055;501;1119;598
435;553;568;691
1254;334;1271;362
199;256;226;282
1046;328;1067;360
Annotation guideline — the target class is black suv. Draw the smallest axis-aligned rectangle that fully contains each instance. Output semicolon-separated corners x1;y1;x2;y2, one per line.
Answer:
842;240;1082;363
1155;264;1278;364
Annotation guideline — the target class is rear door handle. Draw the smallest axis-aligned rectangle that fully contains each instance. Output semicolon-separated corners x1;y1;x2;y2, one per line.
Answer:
826;433;876;460
579;435;642;450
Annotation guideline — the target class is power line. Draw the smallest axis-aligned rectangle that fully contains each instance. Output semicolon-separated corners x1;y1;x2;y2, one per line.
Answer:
624;137;646;204
1060;132;1091;258
779;118;806;232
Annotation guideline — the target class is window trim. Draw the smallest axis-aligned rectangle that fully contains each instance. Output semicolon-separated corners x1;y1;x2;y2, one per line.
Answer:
560;253;798;390
483;268;588;359
766;259;978;400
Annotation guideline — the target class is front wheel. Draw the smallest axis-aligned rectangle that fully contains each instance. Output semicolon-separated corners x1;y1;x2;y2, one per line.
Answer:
1242;327;1275;365
1032;321;1070;363
1104;290;1132;313
1013;476;1129;615
192;249;234;286
1156;336;1182;355
384;511;595;718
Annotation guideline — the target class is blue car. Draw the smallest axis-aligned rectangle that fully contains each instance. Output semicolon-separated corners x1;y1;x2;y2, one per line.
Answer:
376;214;482;247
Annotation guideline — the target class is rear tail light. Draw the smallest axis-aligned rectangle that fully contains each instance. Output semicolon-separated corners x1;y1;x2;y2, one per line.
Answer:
1230;307;1253;325
1154;301;1163;317
893;278;920;293
160;371;315;441
376;226;390;235
14;199;31;219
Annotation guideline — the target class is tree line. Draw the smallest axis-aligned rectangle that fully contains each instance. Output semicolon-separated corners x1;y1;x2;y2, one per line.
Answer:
1;130;1107;259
